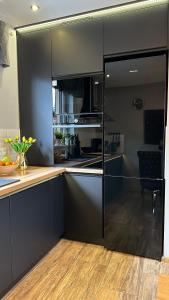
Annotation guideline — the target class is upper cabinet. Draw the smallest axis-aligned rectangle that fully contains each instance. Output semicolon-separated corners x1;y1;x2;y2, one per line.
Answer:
17;30;54;166
103;3;168;56
51;18;103;77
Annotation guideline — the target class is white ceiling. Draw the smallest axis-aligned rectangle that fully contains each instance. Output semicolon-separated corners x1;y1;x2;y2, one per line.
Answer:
105;55;166;87
0;0;136;27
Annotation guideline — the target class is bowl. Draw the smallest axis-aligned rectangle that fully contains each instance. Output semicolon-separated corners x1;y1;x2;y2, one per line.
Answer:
0;165;18;175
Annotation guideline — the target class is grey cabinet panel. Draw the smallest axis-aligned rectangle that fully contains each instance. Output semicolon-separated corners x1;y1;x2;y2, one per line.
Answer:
52;18;103;76
17;30;53;165
104;4;168;55
64;173;103;242
0;197;12;296
10;180;57;281
50;175;64;238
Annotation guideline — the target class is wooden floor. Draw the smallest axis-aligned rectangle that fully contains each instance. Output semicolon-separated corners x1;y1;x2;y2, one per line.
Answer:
157;274;169;300
4;239;169;300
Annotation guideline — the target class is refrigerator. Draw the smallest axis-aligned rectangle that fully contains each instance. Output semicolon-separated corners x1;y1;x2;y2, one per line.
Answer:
104;54;166;260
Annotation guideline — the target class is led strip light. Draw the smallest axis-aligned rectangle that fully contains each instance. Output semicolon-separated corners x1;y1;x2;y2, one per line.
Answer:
17;0;168;33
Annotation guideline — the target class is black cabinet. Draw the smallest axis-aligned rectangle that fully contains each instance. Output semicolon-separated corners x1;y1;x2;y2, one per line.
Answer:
104;157;123;203
104;3;168;55
0;196;12;297
64;173;103;242
52;18;103;77
17;30;53;166
50;175;64;238
10;177;63;282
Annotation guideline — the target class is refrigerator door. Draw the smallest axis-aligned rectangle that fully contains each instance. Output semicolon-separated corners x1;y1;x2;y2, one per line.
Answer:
104;175;164;259
104;54;166;259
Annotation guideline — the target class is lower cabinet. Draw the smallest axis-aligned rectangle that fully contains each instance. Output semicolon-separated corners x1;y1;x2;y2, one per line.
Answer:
50;175;64;239
0;172;102;296
64;173;103;243
10;176;64;282
0;196;12;297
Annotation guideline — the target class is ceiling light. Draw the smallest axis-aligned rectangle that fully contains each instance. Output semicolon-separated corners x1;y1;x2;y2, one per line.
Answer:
31;4;40;12
129;70;138;73
106;74;110;78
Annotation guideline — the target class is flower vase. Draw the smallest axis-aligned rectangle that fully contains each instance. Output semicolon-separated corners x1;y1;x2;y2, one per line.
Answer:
17;153;27;170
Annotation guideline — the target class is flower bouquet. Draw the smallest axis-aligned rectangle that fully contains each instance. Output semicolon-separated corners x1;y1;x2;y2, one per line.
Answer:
4;136;36;170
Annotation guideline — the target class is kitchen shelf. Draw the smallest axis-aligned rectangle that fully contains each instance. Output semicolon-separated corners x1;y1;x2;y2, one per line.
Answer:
53;124;102;128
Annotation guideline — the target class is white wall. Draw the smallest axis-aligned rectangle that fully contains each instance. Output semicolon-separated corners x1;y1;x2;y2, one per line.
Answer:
0;29;19;129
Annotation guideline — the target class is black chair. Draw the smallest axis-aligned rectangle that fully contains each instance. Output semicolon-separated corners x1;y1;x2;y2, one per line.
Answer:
137;151;162;213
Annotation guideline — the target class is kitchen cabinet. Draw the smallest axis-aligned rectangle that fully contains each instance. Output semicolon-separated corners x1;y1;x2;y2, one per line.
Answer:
10;176;64;282
0;196;12;297
52;18;103;77
50;175;64;238
64;173;103;242
17;29;54;166
104;3;168;56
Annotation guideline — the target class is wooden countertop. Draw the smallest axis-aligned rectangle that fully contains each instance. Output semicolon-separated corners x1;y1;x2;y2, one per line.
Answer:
0;167;65;198
0;166;103;198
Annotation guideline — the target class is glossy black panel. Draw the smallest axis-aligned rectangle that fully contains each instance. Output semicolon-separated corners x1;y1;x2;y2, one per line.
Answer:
104;54;166;259
104;176;164;260
104;55;166;179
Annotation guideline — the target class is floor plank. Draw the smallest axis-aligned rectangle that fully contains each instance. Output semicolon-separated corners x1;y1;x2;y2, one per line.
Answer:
3;239;169;300
157;275;169;300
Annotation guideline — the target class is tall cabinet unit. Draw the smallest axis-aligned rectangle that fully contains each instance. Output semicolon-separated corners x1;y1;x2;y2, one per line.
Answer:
17;30;54;166
17;2;169;167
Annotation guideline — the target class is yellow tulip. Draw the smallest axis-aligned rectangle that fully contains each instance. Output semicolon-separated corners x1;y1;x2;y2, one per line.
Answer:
4;138;9;143
22;136;26;142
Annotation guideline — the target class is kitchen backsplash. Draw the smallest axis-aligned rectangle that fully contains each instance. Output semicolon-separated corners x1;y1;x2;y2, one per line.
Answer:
0;129;20;160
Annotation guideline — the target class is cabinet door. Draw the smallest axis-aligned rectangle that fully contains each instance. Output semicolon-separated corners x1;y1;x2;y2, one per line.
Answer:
50;175;64;239
64;174;103;242
104;4;168;55
17;30;53;165
0;197;12;297
52;18;103;77
10;180;55;281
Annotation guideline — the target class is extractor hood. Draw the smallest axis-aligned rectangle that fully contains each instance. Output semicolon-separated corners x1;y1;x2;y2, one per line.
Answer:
0;21;9;67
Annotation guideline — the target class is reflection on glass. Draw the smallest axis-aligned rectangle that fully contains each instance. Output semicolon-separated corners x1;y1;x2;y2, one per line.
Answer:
52;75;103;167
104;54;166;259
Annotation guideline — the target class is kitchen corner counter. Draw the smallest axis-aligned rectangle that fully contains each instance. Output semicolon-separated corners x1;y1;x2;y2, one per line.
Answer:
0;166;103;198
0;166;65;198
